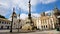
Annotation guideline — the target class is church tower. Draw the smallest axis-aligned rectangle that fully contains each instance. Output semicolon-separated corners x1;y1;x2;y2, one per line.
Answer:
41;12;45;16
12;8;17;18
12;8;18;28
54;6;60;16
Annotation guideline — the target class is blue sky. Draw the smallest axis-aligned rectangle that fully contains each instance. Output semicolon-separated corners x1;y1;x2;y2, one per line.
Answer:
0;0;60;19
36;0;60;13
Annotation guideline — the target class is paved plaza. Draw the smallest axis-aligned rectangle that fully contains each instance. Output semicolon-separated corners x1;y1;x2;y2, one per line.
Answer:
0;30;60;34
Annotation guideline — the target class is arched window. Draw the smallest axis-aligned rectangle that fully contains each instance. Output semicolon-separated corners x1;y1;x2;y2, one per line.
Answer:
44;25;45;28
2;21;4;24
1;26;3;29
46;25;47;28
14;16;17;18
5;22;6;24
41;26;43;28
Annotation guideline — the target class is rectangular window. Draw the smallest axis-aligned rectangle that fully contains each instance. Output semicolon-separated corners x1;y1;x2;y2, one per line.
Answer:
14;16;17;18
3;21;6;24
0;21;1;23
4;21;6;24
46;25;47;28
44;25;45;28
4;22;5;24
2;21;4;24
41;26;43;28
7;22;8;24
9;23;10;24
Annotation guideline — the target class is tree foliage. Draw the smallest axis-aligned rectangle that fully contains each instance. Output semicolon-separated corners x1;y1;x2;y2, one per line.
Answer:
0;15;6;19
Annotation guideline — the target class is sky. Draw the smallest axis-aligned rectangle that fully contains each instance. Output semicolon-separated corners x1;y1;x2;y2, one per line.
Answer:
0;0;60;19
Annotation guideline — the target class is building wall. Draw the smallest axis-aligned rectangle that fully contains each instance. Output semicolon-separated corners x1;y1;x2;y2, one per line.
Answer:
36;16;56;30
12;17;26;29
0;18;11;29
12;18;18;28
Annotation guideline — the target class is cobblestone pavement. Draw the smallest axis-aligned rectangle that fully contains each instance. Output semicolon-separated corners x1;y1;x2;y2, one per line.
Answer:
0;30;60;34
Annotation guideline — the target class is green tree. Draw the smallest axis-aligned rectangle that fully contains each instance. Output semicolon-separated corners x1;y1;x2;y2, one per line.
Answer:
0;15;6;19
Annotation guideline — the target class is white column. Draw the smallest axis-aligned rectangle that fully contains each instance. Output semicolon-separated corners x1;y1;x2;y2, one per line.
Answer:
36;19;41;30
52;18;55;29
36;19;39;29
39;20;41;29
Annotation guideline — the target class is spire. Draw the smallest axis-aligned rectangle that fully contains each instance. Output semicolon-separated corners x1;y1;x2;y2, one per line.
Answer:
13;8;15;14
54;5;59;13
19;8;21;19
13;7;15;12
54;5;58;9
54;4;59;11
54;5;60;16
29;0;31;3
41;12;45;16
12;7;17;18
13;7;16;14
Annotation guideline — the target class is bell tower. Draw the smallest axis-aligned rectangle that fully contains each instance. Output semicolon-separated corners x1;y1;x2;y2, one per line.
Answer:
41;12;45;16
12;8;17;18
54;6;60;16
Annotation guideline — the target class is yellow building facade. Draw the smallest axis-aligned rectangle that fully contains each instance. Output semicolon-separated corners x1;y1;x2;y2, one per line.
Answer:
0;18;11;29
36;12;57;30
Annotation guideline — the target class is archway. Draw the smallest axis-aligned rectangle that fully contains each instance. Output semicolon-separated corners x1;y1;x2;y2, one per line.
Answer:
1;26;3;29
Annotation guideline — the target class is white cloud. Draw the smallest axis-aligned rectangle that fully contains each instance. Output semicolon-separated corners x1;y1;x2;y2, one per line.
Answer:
11;0;38;12
0;0;57;18
0;7;9;16
45;10;54;14
45;10;54;16
32;13;40;18
20;13;28;20
20;13;40;20
0;0;37;16
8;13;28;20
20;13;40;19
8;13;40;20
0;0;11;16
39;0;56;4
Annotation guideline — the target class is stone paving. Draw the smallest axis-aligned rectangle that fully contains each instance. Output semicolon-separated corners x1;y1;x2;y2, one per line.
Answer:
0;30;60;34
